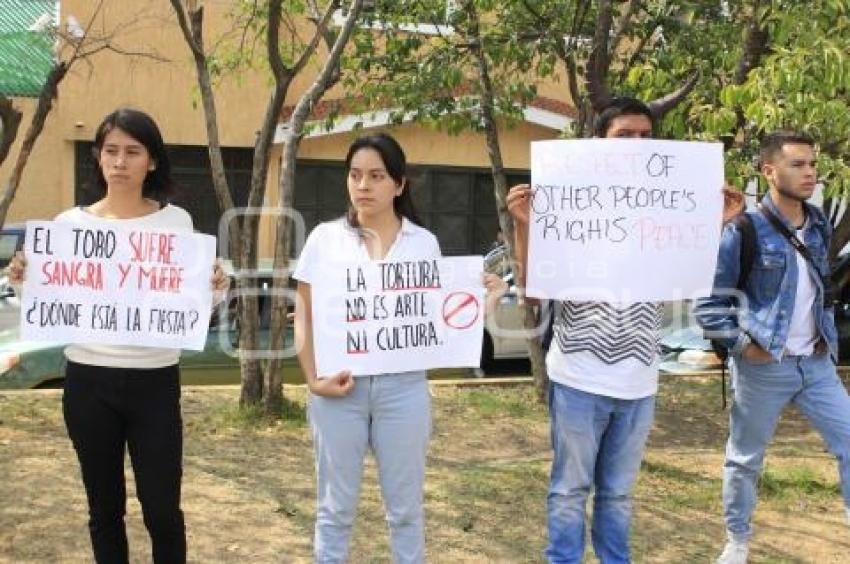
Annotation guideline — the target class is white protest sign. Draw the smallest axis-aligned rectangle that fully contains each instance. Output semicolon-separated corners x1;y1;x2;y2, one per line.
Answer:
310;256;484;377
527;139;724;302
20;221;216;350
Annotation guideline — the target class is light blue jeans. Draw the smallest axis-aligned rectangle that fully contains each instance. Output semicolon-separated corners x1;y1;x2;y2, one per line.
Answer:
308;371;431;564
546;382;655;564
724;352;850;540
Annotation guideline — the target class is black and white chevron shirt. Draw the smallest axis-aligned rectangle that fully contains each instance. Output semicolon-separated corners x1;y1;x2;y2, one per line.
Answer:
547;300;662;399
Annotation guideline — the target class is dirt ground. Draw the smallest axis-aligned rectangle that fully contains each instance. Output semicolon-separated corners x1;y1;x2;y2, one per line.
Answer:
1;377;848;563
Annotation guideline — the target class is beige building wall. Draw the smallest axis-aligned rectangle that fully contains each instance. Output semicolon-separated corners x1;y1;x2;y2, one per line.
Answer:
1;0;566;254
299;120;556;169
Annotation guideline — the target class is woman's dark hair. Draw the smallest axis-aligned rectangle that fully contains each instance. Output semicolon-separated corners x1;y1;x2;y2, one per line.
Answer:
90;108;175;201
345;132;423;227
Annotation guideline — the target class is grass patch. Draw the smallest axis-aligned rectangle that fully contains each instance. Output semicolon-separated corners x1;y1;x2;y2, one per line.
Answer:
656;375;722;411
759;465;841;500
3;377;850;562
640;459;720;511
196;395;307;434
436;460;548;557
460;389;537;419
277;396;308;428
201;401;268;433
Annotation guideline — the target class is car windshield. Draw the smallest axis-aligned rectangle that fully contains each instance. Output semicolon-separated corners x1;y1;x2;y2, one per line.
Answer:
0;232;21;268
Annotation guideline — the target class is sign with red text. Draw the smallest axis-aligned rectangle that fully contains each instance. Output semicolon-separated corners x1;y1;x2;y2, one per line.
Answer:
309;256;484;377
527;139;724;302
20;221;216;350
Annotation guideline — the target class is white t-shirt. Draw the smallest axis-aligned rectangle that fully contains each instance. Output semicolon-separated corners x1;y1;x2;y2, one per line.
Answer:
785;227;818;355
546;300;661;400
57;204;196;369
293;216;441;377
294;217;441;283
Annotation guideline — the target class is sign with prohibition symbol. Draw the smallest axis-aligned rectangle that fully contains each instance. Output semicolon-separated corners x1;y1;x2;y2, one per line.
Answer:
442;291;480;330
308;256;485;377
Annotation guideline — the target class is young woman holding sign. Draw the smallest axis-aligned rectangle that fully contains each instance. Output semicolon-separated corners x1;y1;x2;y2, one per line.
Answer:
7;108;229;563
293;133;439;562
294;133;504;561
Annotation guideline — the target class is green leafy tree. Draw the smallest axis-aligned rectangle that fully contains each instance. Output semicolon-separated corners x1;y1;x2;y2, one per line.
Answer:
625;1;850;259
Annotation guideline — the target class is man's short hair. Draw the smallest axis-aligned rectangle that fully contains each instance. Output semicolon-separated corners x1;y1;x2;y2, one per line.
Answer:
759;130;815;167
593;97;655;137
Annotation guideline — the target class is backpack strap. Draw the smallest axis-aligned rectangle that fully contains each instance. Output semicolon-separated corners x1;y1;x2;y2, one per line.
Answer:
730;212;756;290
759;204;836;304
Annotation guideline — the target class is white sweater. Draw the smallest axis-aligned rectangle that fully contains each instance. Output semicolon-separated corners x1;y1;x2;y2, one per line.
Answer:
56;205;197;369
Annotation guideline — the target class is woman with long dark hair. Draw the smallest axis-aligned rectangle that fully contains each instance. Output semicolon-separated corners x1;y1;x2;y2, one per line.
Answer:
293;132;439;562
8;108;228;563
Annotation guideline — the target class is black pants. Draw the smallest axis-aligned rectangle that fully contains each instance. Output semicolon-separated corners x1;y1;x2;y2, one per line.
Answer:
63;361;186;564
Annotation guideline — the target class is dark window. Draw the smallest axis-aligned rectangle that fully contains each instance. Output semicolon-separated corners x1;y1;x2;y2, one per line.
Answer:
294;160;528;256
75;144;529;257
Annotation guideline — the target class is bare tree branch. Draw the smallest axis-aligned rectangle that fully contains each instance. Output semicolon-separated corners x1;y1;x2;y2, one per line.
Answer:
168;1;236;222
266;0;286;83
170;0;205;59
305;0;341;52
291;1;338;80
73;43;169;62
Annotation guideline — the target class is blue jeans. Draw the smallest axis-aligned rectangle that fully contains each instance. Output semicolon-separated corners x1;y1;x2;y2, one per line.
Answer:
724;352;850;540
308;372;430;564
546;382;655;564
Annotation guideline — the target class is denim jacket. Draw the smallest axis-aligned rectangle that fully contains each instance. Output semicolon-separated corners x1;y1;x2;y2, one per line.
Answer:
694;192;838;361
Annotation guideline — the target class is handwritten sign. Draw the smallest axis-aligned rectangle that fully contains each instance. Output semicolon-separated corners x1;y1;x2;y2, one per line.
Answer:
310;256;484;377
20;221;216;350
527;139;724;302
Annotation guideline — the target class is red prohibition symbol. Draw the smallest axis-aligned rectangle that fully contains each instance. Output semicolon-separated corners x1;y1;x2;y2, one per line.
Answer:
442;291;480;330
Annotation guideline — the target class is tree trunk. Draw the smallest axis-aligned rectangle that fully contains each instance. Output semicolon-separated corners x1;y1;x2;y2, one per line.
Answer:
184;7;240;262
238;217;264;406
263;0;365;416
169;0;266;405
0;96;23;169
263;135;298;415
464;0;548;401
236;0;290;407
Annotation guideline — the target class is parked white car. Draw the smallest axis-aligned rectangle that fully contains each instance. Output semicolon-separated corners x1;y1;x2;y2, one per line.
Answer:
481;245;533;372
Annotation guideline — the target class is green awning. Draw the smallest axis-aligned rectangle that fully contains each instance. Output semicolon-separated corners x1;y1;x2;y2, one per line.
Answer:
0;1;58;97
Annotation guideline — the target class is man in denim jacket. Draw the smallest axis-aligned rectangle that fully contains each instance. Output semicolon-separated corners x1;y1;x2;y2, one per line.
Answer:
696;130;850;564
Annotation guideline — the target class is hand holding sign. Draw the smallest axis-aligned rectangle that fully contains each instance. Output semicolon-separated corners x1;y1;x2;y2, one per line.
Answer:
722;184;745;223
309;370;355;397
506;184;532;227
6;251;25;285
